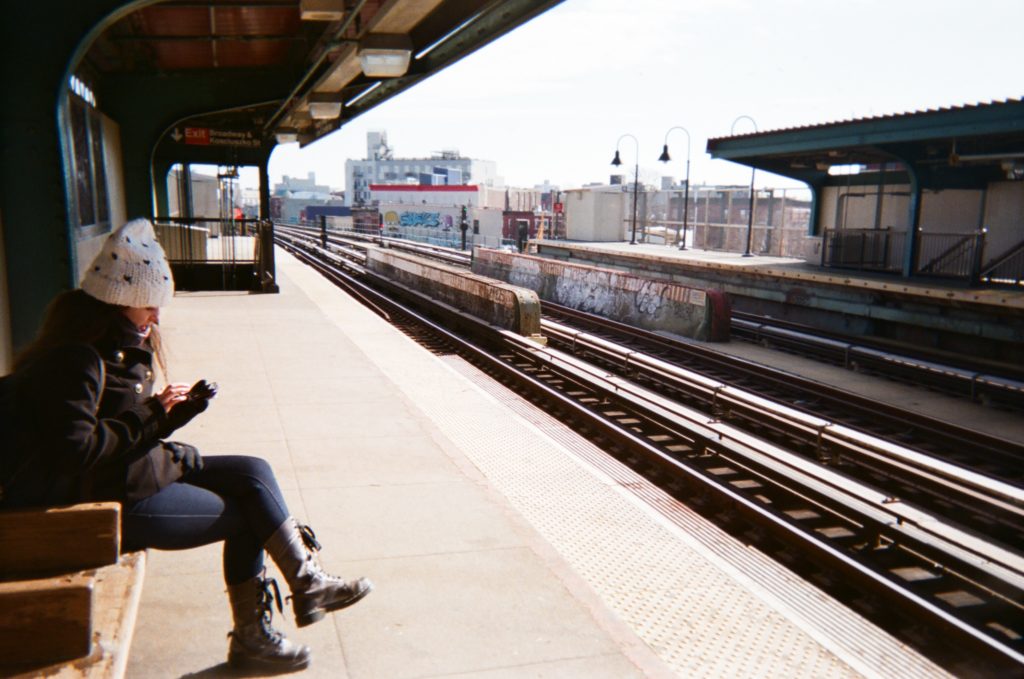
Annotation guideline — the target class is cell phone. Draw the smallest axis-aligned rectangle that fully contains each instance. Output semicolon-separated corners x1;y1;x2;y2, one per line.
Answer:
188;379;218;400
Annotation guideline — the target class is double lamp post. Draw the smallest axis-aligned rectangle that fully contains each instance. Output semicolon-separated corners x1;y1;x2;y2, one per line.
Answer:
611;116;756;254
612;127;692;249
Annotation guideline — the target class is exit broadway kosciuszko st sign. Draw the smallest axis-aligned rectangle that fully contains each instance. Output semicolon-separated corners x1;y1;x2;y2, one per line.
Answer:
171;127;261;148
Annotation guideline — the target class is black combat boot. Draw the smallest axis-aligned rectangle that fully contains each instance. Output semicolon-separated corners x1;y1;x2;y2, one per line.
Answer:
227;573;312;670
265;517;373;627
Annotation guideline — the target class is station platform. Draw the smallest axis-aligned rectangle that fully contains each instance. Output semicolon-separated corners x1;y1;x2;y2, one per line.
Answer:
533;240;1024;369
534;240;1024;312
126;248;951;678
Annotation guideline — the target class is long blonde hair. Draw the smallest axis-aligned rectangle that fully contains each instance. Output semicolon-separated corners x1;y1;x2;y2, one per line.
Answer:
14;289;168;380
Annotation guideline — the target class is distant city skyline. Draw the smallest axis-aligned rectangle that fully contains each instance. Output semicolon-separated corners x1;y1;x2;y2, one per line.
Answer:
238;0;1022;194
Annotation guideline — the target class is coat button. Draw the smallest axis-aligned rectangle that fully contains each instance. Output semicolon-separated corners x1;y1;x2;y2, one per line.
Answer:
134;383;143;394
114;351;125;363
145;370;153;381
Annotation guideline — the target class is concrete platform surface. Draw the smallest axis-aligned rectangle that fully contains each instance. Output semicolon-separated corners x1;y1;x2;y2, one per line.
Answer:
536;240;1024;311
126;248;948;678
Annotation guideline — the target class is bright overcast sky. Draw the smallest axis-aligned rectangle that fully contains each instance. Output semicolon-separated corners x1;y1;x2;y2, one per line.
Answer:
253;0;1023;193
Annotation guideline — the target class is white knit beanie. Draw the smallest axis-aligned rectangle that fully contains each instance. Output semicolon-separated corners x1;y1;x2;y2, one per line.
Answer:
80;218;175;308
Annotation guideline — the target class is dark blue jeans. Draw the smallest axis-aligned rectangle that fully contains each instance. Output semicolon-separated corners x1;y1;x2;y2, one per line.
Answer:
123;455;289;585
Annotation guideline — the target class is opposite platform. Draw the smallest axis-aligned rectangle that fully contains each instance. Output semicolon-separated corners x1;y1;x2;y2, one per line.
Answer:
126;248;947;678
536;240;1024;311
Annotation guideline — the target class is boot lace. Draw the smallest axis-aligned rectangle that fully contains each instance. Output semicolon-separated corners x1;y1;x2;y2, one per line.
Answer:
257;576;286;642
228;574;286;645
298;523;322;552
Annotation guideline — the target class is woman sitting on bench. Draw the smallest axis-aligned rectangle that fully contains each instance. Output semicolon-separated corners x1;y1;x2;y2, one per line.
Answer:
2;218;371;672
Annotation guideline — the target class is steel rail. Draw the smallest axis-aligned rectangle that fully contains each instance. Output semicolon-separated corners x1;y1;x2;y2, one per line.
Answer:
275;231;1024;673
540;318;1024;529
731;312;1024;406
278;225;1024;472
543;302;1024;480
276;221;471;267
510;324;1024;579
276;226;1024;540
292;221;1024;407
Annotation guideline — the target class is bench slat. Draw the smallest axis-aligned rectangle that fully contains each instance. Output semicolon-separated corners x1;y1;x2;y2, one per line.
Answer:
0;552;147;679
0;574;94;671
0;502;120;578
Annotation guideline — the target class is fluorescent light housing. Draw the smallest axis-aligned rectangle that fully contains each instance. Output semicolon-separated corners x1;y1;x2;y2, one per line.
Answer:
300;0;345;21
360;51;411;77
307;92;343;120
275;130;299;144
827;163;862;176
308;102;341;119
359;34;412;78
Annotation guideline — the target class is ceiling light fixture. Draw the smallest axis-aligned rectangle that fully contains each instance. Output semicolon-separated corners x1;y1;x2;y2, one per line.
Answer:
300;0;345;21
307;92;343;120
275;129;299;144
359;34;413;78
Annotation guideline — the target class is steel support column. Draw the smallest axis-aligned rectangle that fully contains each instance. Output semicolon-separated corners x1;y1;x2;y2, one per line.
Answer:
902;163;922;278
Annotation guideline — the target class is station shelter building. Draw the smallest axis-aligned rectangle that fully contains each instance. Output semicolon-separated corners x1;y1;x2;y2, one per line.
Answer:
706;99;1024;286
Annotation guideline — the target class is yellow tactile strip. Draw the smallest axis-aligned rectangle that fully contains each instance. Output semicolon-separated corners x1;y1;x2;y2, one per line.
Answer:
375;347;948;678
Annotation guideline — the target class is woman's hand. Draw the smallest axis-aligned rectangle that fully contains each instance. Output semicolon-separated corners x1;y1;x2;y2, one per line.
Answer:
155;383;191;413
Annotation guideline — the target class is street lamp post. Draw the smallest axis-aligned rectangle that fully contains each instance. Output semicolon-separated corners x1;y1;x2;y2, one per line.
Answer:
611;134;640;245
658;126;691;250
731;115;758;257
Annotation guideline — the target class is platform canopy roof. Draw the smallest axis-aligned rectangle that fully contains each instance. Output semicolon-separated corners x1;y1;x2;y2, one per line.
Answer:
706;99;1024;189
80;0;564;163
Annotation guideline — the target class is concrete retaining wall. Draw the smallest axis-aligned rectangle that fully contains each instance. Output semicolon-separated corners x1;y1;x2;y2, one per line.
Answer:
364;246;541;336
472;248;730;341
531;241;1024;364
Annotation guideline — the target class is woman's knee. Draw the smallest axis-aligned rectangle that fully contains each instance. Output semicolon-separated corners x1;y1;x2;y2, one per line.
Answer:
122;496;248;552
194;455;289;525
205;454;276;482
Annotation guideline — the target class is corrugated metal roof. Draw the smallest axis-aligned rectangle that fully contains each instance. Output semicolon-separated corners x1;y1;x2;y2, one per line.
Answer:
710;98;1024;143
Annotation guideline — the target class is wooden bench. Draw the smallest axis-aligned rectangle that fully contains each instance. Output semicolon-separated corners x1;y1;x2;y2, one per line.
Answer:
0;502;146;678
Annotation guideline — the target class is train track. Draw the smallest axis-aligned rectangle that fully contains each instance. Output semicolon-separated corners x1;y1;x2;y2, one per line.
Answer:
731;311;1024;408
280;221;1024;408
538;305;1024;544
275;226;1024;676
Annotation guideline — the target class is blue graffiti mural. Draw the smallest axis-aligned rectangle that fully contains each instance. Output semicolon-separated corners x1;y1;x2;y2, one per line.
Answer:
398;211;441;228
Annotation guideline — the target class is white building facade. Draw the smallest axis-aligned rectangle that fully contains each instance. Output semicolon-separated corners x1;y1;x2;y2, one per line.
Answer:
370;184;505;246
345;131;501;206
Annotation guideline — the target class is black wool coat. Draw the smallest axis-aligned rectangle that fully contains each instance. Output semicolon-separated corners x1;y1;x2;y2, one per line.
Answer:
4;323;189;508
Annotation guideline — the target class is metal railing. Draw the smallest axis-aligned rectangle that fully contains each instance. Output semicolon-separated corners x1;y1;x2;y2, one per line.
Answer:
154;217;276;292
980;240;1024;286
822;228;905;273
822;228;1024;287
916;231;984;280
156;216;262;263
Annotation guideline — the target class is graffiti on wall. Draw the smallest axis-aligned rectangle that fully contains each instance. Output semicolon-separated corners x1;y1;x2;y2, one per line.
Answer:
382;210;456;230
